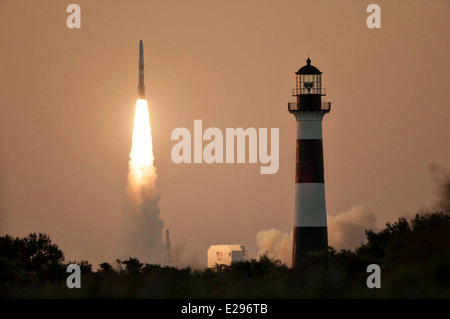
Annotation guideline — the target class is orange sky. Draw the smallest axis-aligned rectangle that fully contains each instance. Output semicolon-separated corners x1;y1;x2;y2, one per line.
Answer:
0;0;449;267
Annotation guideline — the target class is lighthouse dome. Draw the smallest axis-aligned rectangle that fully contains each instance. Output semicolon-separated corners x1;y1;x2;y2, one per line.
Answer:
296;58;322;75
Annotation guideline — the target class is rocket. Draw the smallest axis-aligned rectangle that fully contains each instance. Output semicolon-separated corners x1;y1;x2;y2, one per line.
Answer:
138;40;146;99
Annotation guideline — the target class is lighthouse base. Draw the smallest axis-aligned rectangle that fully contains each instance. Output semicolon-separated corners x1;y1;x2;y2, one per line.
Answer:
292;226;328;267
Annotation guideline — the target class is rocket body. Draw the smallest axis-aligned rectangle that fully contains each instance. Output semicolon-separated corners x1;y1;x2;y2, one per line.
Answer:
138;40;146;99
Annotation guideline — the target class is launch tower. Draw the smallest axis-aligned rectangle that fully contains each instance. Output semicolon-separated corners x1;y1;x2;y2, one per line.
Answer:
164;229;173;267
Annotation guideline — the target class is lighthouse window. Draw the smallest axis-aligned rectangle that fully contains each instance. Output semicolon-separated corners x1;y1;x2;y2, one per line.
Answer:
297;74;322;94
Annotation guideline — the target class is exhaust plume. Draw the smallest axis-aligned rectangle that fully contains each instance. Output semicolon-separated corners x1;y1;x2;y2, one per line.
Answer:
112;99;165;264
328;205;377;250
429;163;450;211
172;242;203;270
256;229;293;265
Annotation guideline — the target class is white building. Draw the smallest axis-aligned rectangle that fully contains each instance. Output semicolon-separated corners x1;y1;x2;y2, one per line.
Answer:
207;244;247;268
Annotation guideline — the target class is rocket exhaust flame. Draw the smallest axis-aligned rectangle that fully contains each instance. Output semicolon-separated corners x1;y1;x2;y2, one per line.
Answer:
129;99;155;183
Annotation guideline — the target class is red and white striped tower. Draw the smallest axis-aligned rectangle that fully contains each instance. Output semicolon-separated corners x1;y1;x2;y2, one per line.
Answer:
288;58;331;267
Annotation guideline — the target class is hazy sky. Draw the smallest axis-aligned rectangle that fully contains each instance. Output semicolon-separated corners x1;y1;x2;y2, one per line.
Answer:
0;0;449;267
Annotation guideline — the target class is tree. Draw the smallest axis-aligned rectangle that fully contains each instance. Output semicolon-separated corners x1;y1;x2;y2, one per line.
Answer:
0;233;65;283
22;233;65;271
117;258;143;276
98;262;115;274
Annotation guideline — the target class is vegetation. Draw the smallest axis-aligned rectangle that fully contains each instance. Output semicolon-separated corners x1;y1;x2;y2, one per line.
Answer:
0;210;449;298
2;168;449;298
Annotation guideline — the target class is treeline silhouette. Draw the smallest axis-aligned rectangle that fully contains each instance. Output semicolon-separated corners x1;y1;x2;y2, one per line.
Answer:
1;211;449;298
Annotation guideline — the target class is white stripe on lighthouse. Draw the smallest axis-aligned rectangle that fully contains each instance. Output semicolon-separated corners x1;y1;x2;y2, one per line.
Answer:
294;183;327;227
297;120;322;140
295;113;324;140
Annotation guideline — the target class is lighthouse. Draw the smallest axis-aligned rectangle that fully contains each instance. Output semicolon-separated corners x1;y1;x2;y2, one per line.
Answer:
288;58;331;267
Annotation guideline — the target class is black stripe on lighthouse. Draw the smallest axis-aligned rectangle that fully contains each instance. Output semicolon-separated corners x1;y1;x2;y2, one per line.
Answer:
295;139;324;183
293;226;328;260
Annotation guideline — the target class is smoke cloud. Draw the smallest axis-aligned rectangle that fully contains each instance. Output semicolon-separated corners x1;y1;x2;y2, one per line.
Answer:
256;229;293;265
429;163;450;212
255;205;378;266
113;178;165;264
328;205;377;250
172;241;203;270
